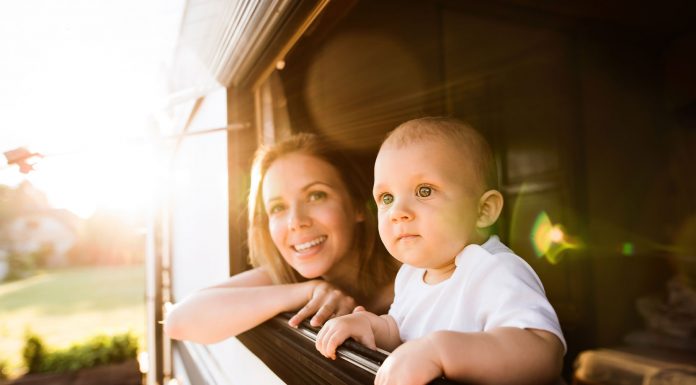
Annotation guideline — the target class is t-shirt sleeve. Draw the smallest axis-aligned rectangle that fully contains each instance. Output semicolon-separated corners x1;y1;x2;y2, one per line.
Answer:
471;253;567;352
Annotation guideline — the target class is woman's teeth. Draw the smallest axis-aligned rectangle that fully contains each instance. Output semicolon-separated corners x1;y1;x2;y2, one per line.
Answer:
293;236;327;252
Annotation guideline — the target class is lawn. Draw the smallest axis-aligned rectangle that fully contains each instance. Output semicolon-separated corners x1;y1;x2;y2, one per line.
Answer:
0;265;145;377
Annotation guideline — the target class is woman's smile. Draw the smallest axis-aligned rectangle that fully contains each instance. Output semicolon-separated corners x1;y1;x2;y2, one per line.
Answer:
263;152;363;279
292;235;328;253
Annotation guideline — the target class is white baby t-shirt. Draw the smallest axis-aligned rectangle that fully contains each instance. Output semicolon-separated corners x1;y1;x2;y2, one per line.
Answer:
388;235;566;351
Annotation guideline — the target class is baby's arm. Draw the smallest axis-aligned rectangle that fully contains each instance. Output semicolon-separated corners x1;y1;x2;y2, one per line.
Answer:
376;327;564;385
316;307;401;360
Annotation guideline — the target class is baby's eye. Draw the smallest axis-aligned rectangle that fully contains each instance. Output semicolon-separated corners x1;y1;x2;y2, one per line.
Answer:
308;191;327;202
380;193;394;206
416;185;432;198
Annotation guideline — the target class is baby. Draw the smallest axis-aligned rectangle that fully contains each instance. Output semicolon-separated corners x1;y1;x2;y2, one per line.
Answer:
316;117;566;385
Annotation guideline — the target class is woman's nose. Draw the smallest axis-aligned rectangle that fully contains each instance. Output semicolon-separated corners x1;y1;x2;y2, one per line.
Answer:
288;205;311;230
389;199;413;223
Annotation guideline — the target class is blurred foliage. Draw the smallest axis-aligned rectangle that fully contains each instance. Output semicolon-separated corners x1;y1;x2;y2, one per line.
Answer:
0;358;8;380
0;266;145;377
22;334;44;374
5;252;36;280
68;210;145;266
4;247;54;281
1;183;58;280
22;331;138;374
0;182;49;226
1;182;144;278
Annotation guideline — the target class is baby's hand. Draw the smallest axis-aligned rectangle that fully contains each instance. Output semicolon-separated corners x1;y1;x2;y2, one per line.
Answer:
315;307;376;360
375;337;442;385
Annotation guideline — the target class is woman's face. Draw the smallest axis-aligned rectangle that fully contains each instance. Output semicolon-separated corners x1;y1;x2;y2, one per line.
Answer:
262;153;364;279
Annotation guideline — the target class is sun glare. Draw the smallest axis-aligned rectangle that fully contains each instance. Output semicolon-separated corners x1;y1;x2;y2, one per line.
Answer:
0;0;178;219
24;140;163;219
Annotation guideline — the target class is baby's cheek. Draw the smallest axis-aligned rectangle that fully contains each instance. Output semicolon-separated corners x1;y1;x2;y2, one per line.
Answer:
377;221;390;244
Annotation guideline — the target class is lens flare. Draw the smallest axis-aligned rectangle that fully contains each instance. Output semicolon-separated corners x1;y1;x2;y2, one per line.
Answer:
531;212;553;257
531;211;580;264
550;227;564;243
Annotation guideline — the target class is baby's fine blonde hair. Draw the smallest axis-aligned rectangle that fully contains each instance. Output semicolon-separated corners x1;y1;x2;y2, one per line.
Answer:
383;116;499;192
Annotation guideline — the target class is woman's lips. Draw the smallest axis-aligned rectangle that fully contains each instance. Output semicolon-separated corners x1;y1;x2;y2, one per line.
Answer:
292;235;327;252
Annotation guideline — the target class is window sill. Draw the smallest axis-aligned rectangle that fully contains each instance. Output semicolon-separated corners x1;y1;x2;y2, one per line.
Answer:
237;313;459;385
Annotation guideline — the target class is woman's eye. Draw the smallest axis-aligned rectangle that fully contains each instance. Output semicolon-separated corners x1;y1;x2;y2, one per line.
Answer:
268;204;285;214
308;191;327;201
380;193;394;205
416;185;432;198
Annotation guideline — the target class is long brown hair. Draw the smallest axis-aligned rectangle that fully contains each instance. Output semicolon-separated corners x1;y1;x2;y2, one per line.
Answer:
247;133;397;299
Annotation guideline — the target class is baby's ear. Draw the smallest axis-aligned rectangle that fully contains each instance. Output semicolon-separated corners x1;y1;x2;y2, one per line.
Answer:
476;190;503;228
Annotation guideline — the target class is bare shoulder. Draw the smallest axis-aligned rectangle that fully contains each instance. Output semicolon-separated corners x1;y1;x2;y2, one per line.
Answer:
207;267;274;289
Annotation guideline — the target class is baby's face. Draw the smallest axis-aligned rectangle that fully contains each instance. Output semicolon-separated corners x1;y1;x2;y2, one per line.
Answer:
373;138;484;269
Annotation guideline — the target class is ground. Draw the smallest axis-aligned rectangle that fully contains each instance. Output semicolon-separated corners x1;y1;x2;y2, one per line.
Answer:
0;265;145;378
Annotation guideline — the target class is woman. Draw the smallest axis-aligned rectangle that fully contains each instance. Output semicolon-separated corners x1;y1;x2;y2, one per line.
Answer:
165;133;398;344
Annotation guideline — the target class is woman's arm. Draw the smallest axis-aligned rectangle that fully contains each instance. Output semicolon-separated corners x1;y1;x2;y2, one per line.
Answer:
376;328;564;385
164;267;318;344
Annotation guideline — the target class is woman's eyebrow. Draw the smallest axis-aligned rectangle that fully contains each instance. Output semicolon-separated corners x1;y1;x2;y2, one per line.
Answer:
264;196;282;206
265;181;334;202
301;181;333;191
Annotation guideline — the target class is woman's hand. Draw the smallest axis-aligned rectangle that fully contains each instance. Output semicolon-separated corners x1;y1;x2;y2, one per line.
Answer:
288;280;357;328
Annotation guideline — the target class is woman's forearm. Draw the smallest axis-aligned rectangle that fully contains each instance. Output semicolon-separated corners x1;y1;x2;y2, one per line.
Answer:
164;282;313;344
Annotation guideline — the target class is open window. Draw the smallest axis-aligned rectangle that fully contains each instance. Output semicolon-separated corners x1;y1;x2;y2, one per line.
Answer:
152;0;696;384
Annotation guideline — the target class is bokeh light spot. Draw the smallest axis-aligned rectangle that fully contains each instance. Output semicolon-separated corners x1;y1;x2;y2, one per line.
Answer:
531;211;553;258
531;211;581;264
550;227;564;243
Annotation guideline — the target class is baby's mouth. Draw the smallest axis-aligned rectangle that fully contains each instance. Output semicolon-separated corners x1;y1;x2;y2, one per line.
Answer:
292;235;327;252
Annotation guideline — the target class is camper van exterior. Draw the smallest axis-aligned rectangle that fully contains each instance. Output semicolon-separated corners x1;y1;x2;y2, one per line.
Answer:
148;1;696;384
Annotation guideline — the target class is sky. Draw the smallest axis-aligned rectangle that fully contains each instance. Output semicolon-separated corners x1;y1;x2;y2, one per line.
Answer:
0;0;181;217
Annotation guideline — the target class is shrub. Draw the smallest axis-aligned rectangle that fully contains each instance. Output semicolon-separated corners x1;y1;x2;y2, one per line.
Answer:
22;332;138;374
6;252;37;280
22;333;44;373
0;358;8;380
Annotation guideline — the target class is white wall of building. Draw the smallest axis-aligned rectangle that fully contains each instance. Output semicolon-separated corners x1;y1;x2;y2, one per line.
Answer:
167;87;283;384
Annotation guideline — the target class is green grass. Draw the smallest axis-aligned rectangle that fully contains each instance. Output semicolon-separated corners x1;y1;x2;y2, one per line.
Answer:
0;265;145;377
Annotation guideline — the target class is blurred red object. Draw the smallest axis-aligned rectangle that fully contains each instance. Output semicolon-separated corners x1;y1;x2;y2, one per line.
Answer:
3;147;43;174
